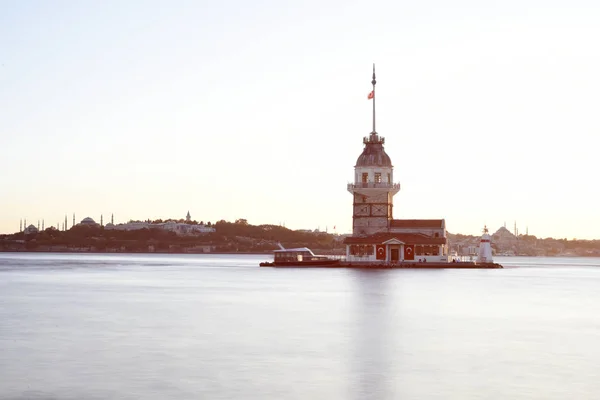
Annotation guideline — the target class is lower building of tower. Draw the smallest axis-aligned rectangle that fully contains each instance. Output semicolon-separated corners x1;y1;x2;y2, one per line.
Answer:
343;219;448;263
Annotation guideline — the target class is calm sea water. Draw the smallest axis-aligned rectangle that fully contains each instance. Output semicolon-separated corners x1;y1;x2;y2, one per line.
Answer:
1;253;600;400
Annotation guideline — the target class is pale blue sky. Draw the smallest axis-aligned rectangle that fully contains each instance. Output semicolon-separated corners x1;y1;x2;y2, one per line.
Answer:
1;0;599;239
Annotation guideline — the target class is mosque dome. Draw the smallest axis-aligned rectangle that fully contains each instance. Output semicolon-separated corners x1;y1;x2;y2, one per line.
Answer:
23;224;39;234
80;217;97;225
355;135;392;167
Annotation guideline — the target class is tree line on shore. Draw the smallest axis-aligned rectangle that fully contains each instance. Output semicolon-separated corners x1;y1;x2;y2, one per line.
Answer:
0;219;344;253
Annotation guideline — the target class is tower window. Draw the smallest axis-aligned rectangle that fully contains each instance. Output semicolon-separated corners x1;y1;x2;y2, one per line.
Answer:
387;173;391;183
375;173;382;183
362;173;368;183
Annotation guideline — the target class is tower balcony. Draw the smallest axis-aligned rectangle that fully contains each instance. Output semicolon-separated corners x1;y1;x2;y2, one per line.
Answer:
347;182;401;195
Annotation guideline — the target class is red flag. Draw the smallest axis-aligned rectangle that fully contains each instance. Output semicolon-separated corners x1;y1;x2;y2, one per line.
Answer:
376;245;386;260
367;90;374;100
404;245;414;261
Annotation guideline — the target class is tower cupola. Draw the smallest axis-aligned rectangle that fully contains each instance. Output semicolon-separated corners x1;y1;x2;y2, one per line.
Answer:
355;134;392;167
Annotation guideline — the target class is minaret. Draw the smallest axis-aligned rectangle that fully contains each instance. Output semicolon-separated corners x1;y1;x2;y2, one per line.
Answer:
111;213;114;224
477;225;493;264
42;220;44;231
186;211;191;222
100;214;103;227
37;220;40;231
347;64;400;236
20;219;22;232
64;215;67;231
73;213;75;228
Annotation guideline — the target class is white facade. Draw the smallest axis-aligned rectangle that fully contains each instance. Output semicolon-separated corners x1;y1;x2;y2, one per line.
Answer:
353;165;396;188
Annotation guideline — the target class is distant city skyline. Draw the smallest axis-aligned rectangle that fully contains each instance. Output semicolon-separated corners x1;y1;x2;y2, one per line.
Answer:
1;1;599;239
4;212;581;241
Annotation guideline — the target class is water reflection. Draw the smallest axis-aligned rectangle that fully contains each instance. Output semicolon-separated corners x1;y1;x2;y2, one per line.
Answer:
349;269;395;400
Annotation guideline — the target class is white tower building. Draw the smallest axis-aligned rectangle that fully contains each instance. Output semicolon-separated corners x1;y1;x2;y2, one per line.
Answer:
477;226;493;263
347;65;400;236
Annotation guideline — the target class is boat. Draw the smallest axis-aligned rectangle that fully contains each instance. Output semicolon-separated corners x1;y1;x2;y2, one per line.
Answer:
259;244;341;267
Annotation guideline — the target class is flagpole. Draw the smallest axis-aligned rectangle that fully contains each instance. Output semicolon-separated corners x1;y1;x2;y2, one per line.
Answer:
372;63;376;134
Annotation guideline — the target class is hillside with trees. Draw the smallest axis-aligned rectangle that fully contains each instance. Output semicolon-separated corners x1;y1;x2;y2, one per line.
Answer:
0;219;345;254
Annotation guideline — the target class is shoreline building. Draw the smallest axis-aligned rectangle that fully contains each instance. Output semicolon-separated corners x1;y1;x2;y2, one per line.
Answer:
343;66;448;263
104;212;215;236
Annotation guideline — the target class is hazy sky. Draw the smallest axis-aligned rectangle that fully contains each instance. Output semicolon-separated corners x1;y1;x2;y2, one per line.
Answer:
1;0;599;239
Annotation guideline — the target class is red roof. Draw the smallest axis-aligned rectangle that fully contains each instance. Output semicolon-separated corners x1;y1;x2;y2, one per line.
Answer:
390;219;445;229
343;232;447;245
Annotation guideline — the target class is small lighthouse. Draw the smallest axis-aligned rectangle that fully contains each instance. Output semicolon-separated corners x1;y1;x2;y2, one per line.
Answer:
477;226;493;264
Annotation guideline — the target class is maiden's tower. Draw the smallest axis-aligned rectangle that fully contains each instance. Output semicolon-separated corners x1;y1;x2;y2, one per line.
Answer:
344;66;448;264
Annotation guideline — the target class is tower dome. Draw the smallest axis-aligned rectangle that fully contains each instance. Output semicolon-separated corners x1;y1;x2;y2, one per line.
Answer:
355;134;392;167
